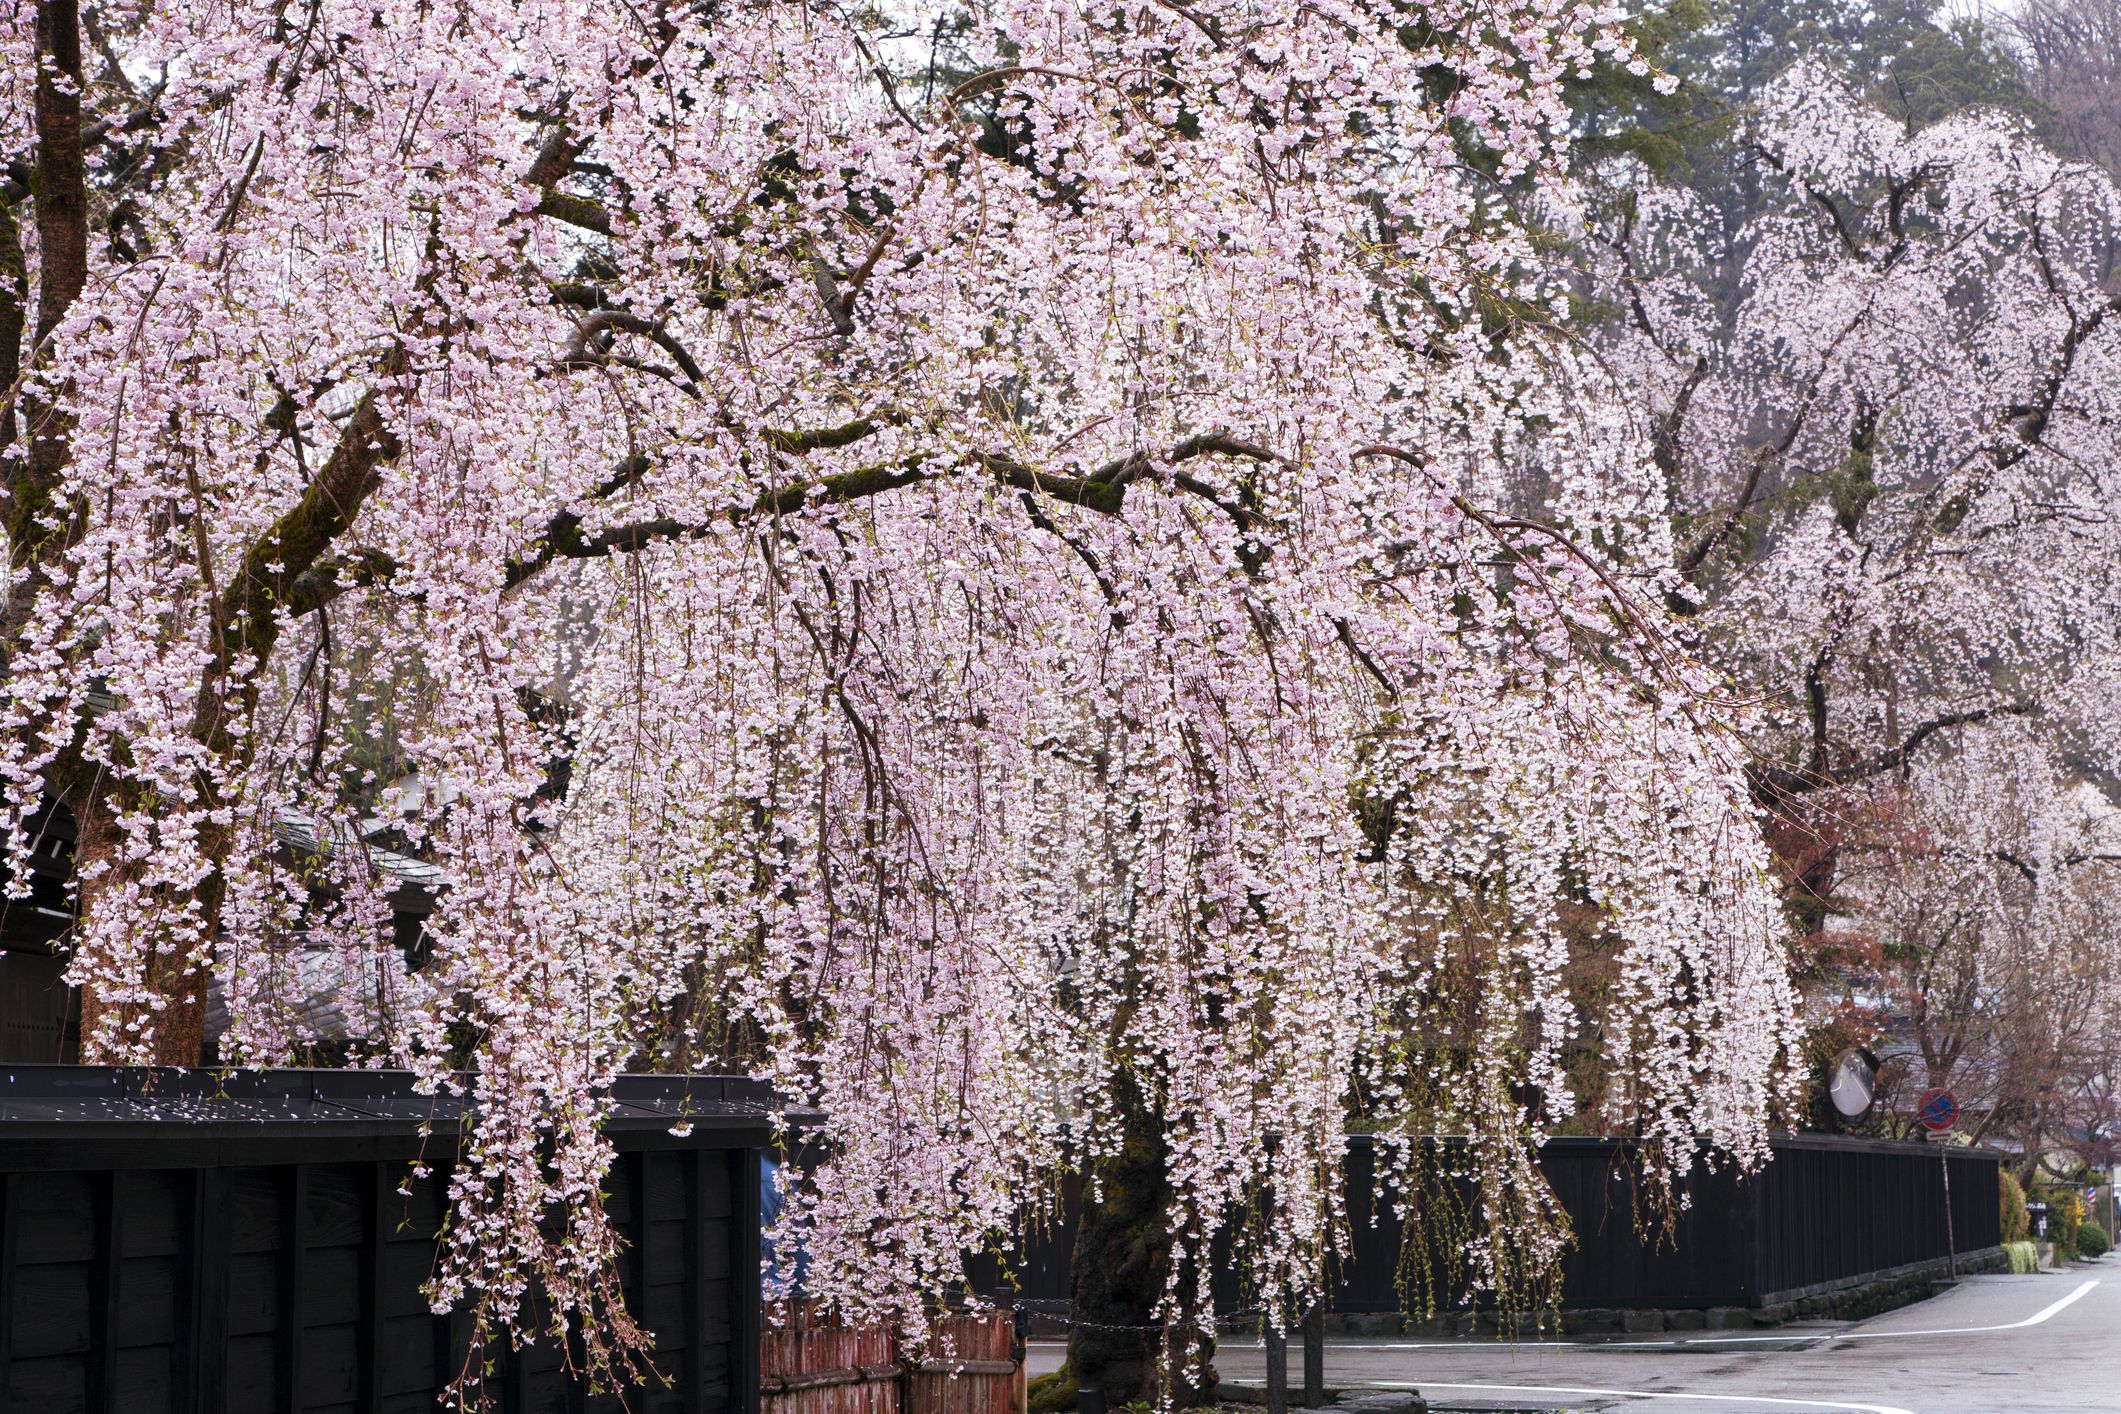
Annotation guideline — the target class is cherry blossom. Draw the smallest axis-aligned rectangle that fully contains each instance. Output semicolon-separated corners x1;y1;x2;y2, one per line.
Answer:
1835;729;2121;1169
4;1;1800;1399
1575;55;2121;1201
1582;58;2121;809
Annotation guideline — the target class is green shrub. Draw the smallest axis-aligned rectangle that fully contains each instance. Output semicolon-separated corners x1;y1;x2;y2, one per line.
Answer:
1999;1171;2030;1244
2039;1190;2083;1258
2078;1221;2110;1259
2006;1240;2039;1273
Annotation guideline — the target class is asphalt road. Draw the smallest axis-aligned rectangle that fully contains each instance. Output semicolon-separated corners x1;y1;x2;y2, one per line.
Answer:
1027;1259;2118;1413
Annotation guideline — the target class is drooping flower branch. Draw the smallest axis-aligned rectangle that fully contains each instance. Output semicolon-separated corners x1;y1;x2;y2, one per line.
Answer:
4;1;1799;1402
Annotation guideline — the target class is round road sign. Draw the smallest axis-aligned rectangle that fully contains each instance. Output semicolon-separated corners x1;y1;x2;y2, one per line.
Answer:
1917;1088;1959;1132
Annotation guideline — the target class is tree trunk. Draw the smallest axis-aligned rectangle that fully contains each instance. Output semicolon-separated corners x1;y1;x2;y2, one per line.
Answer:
69;801;213;1066
1066;1078;1215;1407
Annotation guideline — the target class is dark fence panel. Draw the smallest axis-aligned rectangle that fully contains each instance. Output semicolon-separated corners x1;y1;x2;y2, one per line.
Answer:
981;1132;2001;1317
1540;1142;1751;1309
0;1066;770;1414
1752;1135;2000;1303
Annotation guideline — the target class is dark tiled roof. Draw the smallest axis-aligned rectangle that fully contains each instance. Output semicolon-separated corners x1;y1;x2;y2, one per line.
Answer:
0;1064;776;1153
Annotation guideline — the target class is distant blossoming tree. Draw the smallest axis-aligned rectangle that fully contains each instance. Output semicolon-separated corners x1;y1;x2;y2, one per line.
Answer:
1579;57;2121;915
1839;733;2121;1172
4;0;1798;1403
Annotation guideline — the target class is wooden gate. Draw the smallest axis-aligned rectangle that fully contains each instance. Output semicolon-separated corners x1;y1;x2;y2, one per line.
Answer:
762;1311;1022;1414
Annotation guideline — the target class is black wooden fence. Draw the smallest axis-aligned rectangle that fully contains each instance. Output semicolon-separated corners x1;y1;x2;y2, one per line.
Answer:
986;1131;2002;1317
0;1066;769;1414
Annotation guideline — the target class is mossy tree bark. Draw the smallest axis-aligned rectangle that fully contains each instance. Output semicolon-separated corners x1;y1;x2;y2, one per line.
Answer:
1066;1076;1217;1407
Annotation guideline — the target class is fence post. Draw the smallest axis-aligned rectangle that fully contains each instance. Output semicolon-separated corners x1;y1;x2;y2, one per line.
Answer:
1301;1304;1324;1408
1006;1299;1027;1414
1264;1319;1288;1414
734;1148;764;1414
1744;1145;1767;1307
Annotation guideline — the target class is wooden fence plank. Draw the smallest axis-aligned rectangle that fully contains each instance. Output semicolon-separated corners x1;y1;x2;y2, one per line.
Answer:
732;1149;762;1414
88;1169;123;1414
760;1309;1025;1414
357;1162;387;1414
181;1168;231;1414
687;1152;713;1414
0;1171;17;1399
277;1165;308;1414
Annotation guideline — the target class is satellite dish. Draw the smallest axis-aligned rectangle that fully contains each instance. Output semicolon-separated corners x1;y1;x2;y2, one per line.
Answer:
1829;1048;1877;1120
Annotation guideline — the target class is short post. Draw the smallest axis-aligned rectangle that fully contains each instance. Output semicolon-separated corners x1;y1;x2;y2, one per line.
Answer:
1081;1388;1106;1414
1265;1318;1288;1414
1004;1298;1026;1414
1301;1304;1324;1408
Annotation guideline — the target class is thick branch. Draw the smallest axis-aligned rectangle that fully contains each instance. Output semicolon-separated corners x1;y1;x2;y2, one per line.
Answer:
1806;184;1865;258
1678;378;1821;578
534;189;614;235
0;196;22;464
1652;356;1709;508
282;546;404;619
766;417;892;454
211;391;402;696
1749;700;2036;801
524;125;584;190
2004;293;2120;450
562;310;703;390
520;433;1277;575
522;116;618;234
527;456;939;571
283;433;1281;607
1881;163;1939;265
29;2;87;345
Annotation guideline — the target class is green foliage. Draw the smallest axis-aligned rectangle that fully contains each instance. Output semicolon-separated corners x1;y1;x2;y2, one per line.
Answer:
2077;1221;2110;1258
2006;1239;2040;1273
1570;0;2054;248
1873;13;2045;128
1829;444;1879;532
2035;1187;2083;1259
1565;0;1719;173
1668;0;2042;122
1999;1170;2030;1244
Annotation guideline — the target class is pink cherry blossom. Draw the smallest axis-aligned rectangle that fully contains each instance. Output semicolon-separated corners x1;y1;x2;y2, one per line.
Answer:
4;3;1800;1402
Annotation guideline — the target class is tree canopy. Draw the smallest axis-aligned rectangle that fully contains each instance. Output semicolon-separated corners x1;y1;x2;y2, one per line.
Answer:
2;0;1808;1400
17;0;2121;1405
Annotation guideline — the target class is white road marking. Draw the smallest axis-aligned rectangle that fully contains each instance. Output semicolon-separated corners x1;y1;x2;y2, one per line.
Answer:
1832;1278;2098;1339
1371;1379;1914;1414
1313;1279;2100;1354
